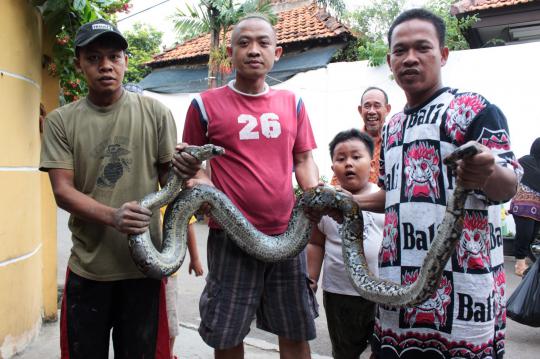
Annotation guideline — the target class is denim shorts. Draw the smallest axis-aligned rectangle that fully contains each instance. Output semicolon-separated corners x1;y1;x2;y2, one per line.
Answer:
198;229;318;349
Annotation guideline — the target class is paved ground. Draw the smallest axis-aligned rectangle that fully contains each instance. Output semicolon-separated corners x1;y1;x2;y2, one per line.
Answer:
13;210;540;358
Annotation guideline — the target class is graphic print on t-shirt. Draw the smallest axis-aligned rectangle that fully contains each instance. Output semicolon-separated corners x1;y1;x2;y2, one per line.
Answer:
401;140;445;204
492;264;507;331
385;113;405;150
238;113;281;140
478;128;511;150
444;93;487;144
93;136;132;188
400;268;454;333
380;205;400;267
454;210;491;273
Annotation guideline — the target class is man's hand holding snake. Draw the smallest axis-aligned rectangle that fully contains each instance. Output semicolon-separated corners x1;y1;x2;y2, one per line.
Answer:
172;142;203;179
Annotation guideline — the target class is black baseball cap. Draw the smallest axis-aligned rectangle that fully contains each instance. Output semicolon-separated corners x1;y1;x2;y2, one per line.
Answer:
74;19;128;50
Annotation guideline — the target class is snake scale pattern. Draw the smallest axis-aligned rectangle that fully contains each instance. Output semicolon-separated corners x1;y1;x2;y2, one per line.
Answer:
128;142;480;307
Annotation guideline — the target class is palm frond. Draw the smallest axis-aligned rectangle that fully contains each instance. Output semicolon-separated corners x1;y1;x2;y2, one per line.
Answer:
169;4;210;41
237;0;277;24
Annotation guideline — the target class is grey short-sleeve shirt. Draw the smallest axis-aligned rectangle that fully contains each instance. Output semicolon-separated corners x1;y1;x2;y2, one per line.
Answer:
40;90;177;280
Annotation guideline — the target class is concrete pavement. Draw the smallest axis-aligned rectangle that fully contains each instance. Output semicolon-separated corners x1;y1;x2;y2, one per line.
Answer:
15;316;333;359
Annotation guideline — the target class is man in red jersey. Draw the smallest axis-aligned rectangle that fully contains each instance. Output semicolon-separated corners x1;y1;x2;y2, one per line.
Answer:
173;14;319;359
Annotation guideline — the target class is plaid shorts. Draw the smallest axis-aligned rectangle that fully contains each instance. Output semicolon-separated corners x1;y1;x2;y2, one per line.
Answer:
198;229;319;349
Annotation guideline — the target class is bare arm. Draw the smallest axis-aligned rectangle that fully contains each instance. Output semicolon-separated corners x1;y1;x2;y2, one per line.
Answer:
48;169;152;234
352;187;386;213
456;145;518;202
482;164;517;201
187;223;203;276
307;225;326;292
294;150;319;191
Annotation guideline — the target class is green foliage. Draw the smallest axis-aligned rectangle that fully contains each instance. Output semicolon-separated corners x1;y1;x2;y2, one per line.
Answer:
171;0;277;43
34;0;131;103
344;0;478;66
358;39;388;67
340;0;404;65
170;0;277;87
425;0;477;51
315;0;347;17
346;0;405;44
331;38;362;62
123;23;163;84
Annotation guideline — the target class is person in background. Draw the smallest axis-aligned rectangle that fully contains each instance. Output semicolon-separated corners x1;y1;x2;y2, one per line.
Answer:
351;9;521;359
330;87;391;186
509;137;540;276
40;19;176;358
359;87;391;184
308;129;384;359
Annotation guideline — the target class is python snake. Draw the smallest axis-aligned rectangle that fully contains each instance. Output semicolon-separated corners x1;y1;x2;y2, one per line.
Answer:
129;142;480;307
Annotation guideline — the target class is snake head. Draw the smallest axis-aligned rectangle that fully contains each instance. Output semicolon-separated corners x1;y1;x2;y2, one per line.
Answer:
443;141;482;168
183;144;225;162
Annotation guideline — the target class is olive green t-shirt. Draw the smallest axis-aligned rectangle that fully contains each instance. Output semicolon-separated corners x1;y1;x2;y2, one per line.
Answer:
40;90;177;281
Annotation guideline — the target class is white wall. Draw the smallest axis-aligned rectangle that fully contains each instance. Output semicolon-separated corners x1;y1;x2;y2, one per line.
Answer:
147;41;540;179
145;41;540;233
272;41;540;180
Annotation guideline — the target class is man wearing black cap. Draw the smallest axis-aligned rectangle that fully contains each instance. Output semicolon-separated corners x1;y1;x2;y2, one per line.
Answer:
40;19;176;359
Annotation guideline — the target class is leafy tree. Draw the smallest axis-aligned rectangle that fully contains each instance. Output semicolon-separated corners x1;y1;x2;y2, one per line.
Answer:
123;23;163;84
315;0;346;18
426;0;477;51
342;0;477;66
347;0;405;44
33;0;131;103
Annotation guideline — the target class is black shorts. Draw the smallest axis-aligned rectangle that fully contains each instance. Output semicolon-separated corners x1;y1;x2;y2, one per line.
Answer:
323;290;375;359
60;269;170;359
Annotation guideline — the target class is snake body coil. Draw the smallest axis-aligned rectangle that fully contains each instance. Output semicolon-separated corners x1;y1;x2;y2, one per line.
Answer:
129;142;480;307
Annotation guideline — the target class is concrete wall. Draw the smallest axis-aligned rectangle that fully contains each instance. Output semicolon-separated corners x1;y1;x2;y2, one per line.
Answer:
0;1;58;357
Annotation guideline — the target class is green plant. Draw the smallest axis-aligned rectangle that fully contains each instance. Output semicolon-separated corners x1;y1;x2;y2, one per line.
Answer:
344;0;478;67
358;39;388;67
425;0;477;51
33;0;131;103
123;23;163;84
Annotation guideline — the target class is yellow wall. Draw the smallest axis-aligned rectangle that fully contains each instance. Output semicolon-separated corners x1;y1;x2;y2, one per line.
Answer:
41;25;60;322
0;1;57;357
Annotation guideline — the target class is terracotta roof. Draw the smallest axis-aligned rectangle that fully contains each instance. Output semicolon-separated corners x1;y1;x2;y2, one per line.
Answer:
149;2;351;67
451;0;535;14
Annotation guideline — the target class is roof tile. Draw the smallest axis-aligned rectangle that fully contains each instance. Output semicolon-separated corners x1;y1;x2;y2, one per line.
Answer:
149;2;350;66
451;0;535;14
